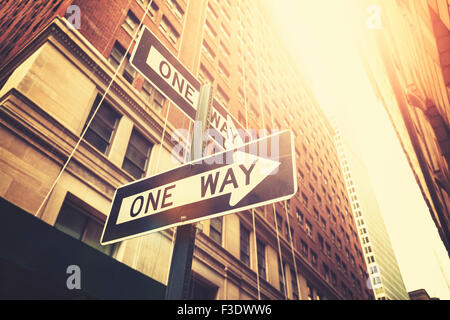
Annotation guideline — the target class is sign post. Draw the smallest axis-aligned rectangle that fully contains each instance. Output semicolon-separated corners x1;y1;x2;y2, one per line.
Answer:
165;83;213;300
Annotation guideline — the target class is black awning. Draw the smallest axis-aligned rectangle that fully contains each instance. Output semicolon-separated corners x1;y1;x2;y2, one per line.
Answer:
0;198;166;300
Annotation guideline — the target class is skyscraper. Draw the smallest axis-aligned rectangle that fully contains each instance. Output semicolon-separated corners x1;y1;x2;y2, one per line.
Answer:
333;120;409;300
0;0;372;299
357;0;450;255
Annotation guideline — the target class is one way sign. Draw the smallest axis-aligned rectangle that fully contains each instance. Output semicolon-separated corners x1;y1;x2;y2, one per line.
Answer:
101;130;297;245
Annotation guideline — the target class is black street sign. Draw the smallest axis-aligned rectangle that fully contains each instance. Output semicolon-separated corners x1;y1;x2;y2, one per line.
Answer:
101;130;297;245
131;26;201;120
130;27;248;148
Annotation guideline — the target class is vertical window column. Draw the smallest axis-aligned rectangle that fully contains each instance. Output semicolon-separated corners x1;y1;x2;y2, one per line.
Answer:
209;216;223;245
122;129;154;179
240;223;251;267
257;239;266;280
84;96;121;155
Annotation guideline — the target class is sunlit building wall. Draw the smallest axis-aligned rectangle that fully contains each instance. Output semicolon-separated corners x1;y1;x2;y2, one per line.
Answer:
333;121;409;300
358;0;450;255
0;0;373;299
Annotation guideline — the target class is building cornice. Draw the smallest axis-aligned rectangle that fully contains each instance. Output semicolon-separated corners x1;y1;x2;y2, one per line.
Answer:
0;17;189;156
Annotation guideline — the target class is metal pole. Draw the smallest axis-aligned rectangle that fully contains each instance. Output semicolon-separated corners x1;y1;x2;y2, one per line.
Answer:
165;83;213;300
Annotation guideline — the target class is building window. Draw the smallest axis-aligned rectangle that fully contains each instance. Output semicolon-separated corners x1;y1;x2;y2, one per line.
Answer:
138;0;159;19
337;237;342;249
351;273;357;288
220;24;230;40
140;79;153;103
109;42;125;70
322;263;330;282
123;59;137;84
325;242;331;257
342;262;347;276
122;129;153;179
296;209;304;226
276;212;283;233
278;259;285;296
202;41;216;62
148;1;159;19
55;198;115;256
369;265;378;274
206;2;218;20
205;20;217;39
341;282;348;298
240;224;250;267
301;192;308;206
166;0;184;20
305;219;312;238
209;216;223;245
301;240;308;258
122;10;140;34
310;250;317;267
335;254;341;269
373;276;381;286
257;239;266;280
218;61;230;81
284;221;290;239
138;0;150;7
109;42;136;84
290;267;299;300
191;277;218;300
159;16;179;45
220;41;231;58
307;283;314;300
84;96;120;155
320;217;326;230
141;80;166;113
318;233;324;250
217;86;230;107
331;271;337;287
309;183;315;195
198;64;214;85
313;207;319;220
152;90;166;111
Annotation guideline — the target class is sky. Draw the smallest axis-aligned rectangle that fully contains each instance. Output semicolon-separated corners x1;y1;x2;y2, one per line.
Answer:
263;0;450;299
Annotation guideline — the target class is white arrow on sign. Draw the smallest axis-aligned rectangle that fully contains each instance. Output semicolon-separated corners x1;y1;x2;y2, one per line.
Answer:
116;151;280;225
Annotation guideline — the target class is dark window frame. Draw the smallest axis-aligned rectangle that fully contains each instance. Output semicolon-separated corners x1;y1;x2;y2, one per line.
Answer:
240;223;250;267
84;95;121;155
122;128;153;179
